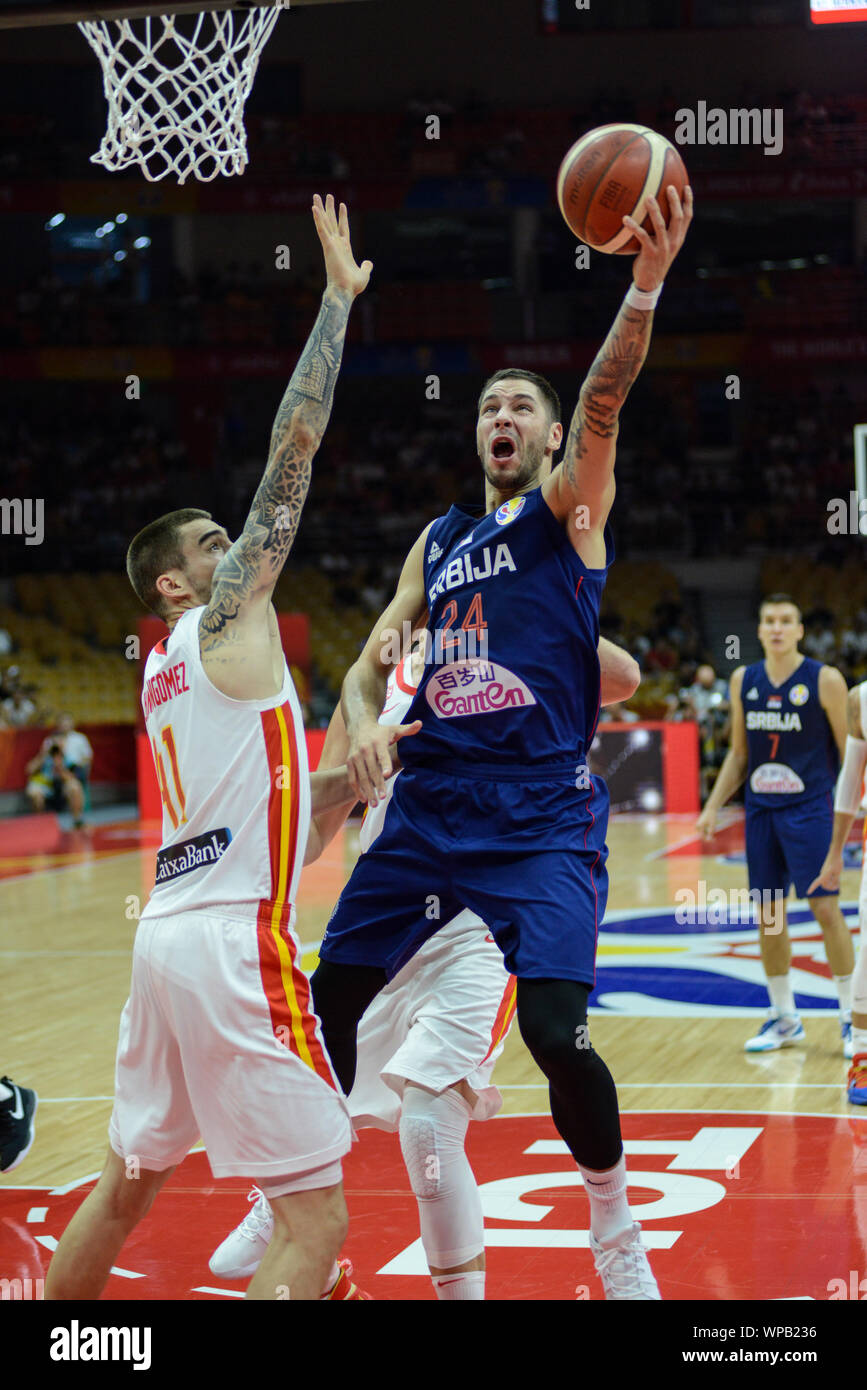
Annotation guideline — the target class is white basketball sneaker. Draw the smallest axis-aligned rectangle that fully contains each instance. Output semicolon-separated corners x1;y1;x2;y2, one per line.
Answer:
209;1187;273;1279
589;1222;661;1300
840;1013;854;1060
744;1012;805;1052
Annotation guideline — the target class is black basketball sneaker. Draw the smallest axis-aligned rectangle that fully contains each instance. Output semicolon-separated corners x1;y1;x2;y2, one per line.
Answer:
0;1077;38;1172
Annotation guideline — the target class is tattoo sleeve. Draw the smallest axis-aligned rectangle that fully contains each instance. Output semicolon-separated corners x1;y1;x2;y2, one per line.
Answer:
561;300;653;490
201;286;353;637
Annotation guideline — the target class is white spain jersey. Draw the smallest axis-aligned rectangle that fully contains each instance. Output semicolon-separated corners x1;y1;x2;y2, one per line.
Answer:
349;651;516;1128
140;606;310;925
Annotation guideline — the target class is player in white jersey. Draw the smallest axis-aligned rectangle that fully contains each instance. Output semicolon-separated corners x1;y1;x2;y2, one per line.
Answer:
210;633;640;1299
808;679;867;1102
45;195;394;1303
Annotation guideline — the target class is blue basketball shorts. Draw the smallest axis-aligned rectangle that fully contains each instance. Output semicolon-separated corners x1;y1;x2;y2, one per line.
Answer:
319;764;610;986
744;792;836;899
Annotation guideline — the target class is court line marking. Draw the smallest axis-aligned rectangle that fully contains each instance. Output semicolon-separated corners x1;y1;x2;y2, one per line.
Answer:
0;847;143;886
499;1109;867;1121
498;1082;848;1089
644;813;744;860
17;1084;850;1104
0;951;132;958
27;1096;115;1103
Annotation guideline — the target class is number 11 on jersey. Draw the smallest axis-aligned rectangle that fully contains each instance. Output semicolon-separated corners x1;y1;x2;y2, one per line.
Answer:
151;725;187;828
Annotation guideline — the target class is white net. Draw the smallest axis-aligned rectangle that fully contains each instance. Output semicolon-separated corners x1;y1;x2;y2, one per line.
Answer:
78;5;283;184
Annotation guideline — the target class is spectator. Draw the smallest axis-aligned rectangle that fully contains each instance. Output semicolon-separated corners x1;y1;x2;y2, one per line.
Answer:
598;702;640;724
681;664;728;723
25;740;86;828
680;664;730;799
2;686;37;727
50;713;94;794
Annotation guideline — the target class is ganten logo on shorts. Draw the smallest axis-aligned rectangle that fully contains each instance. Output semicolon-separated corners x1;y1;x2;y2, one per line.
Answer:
154;827;232;885
495;496;526;526
790;683;810;706
425;659;537;719
749;763;806;795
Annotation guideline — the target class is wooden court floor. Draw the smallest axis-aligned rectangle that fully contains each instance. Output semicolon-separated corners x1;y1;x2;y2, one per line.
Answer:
2;811;865;1300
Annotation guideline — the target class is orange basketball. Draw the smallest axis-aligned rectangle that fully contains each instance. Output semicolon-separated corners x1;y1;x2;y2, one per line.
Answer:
556;124;688;255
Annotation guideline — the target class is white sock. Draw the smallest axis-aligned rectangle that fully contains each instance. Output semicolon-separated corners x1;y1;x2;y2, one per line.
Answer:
432;1271;485;1300
320;1260;340;1296
767;974;797;1017
579;1154;632;1241
0;1082;11;1102
852;1027;867;1056
834;974;853;1015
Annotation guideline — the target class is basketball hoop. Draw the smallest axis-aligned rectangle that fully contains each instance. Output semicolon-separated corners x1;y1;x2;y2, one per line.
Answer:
78;4;284;184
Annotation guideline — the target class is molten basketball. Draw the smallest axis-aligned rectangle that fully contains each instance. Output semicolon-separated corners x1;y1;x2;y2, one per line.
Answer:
556;124;688;255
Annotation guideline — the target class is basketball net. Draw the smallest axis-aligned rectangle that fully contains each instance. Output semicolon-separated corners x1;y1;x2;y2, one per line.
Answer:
78;5;283;184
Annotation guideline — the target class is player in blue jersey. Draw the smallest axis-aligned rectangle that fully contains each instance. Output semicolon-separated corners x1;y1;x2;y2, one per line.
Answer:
697;594;854;1054
310;185;693;1301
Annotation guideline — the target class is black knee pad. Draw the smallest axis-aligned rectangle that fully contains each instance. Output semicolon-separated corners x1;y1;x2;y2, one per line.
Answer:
516;978;594;1070
516;977;622;1170
311;960;386;1029
310;960;387;1093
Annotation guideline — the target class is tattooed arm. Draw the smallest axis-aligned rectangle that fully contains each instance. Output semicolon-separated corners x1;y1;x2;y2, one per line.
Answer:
543;184;693;567
201;195;372;644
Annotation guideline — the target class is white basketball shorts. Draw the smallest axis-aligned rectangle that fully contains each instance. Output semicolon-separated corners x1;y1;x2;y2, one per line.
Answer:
109;906;351;1179
348;909;516;1131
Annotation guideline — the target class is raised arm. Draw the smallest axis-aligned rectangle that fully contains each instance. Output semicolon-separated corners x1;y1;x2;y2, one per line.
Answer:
201;196;371;639
542;185;693;568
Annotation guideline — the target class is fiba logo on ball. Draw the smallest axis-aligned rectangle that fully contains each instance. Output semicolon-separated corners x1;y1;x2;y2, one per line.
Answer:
556;124;688;255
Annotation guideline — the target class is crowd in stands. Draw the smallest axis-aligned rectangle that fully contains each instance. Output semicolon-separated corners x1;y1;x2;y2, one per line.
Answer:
1;85;863;184
8;256;865;353
5;372;863;576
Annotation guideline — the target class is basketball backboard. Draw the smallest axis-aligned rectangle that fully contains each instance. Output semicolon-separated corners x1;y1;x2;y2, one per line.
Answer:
0;0;361;27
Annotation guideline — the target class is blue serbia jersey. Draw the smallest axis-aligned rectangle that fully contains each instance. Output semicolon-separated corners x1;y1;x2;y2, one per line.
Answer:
398;487;614;772
741;657;838;808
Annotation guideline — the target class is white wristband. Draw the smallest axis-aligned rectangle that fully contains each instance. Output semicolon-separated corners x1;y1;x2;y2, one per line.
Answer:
625;282;663;311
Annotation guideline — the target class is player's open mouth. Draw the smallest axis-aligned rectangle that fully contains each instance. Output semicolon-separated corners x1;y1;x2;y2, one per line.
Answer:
491;437;517;460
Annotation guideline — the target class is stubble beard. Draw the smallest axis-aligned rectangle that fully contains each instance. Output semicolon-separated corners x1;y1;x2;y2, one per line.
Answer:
481;438;545;493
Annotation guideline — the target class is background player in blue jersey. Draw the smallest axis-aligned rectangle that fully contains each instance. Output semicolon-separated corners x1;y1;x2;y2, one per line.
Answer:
311;185;693;1301
697;594;854;1054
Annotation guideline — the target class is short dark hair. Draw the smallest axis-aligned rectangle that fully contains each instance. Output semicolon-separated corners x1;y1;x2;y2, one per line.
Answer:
477;369;561;427
126;508;212;618
759;592;802;620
